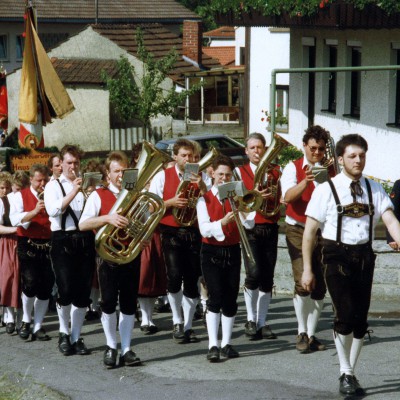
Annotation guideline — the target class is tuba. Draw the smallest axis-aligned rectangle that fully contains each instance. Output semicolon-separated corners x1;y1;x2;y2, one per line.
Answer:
322;135;340;176
237;133;290;216
172;146;219;227
95;141;172;265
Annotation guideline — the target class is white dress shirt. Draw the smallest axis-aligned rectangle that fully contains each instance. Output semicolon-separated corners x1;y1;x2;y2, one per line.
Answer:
0;198;4;225
197;186;255;242
44;174;85;231
9;186;41;229
79;183;119;223
306;173;393;245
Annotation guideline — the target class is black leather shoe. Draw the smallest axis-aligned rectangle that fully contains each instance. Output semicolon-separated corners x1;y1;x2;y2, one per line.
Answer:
207;346;220;363
19;322;31;340
6;322;15;335
32;328;50;341
119;350;141;366
103;346;118;369
72;338;90;355
353;375;366;396
58;333;74;356
184;329;200;343
309;335;326;351
339;373;357;395
221;344;239;359
244;321;257;338
261;325;277;339
140;324;158;335
172;323;185;342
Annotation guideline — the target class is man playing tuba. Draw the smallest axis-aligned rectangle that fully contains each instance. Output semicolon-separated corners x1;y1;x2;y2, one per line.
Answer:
79;151;142;369
235;133;280;340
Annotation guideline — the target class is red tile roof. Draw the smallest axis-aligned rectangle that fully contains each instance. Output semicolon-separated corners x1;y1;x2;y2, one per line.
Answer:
0;0;199;22
51;58;119;84
202;47;235;67
203;26;235;39
91;24;223;84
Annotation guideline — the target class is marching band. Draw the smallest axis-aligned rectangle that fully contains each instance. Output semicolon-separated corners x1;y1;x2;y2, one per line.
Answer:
1;128;400;397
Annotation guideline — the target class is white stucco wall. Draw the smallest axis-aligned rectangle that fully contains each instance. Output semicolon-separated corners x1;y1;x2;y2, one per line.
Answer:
288;28;400;182
6;26;175;151
236;27;290;145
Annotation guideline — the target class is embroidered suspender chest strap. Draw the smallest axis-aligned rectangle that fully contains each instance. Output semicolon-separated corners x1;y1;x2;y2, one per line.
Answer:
56;179;80;231
327;178;374;244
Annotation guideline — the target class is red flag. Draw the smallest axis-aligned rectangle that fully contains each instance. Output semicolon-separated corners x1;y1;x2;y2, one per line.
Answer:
0;68;7;132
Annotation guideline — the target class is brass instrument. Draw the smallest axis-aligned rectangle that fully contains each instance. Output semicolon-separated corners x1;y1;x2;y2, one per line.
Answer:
218;181;256;265
322;135;340;175
238;133;290;216
95;141;172;265
172;146;219;227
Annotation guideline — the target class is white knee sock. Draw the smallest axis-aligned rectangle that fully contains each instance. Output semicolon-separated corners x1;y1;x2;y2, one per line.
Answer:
101;312;117;349
182;295;198;331
139;297;156;326
221;315;235;348
334;332;353;375
21;293;35;323
167;290;183;325
33;298;49;333
350;337;364;373
119;312;135;356
244;287;259;322
293;294;311;334
5;307;14;323
256;291;271;330
307;299;324;337
206;311;220;349
70;305;86;344
57;304;71;334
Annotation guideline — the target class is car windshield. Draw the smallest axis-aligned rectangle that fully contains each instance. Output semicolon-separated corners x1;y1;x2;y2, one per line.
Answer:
199;138;239;150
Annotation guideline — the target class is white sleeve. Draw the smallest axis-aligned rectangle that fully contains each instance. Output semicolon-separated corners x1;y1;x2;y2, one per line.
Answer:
149;170;165;198
280;162;298;199
196;196;225;241
44;179;64;218
305;182;331;223
79;191;101;223
9;192;30;228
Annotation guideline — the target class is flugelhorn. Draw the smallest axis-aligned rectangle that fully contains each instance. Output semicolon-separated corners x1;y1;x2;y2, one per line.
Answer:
218;181;256;265
237;133;290;216
95;141;172;265
172;146;219;226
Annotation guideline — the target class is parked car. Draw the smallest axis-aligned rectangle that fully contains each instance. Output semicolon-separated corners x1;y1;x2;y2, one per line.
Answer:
155;134;247;166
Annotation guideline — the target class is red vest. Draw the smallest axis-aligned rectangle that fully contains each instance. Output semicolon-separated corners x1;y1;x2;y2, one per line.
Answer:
239;163;280;224
285;157;315;224
160;167;181;227
96;187;117;216
201;190;240;246
17;188;51;239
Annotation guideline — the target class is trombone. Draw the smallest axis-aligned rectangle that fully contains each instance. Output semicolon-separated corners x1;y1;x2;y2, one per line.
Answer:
218;181;256;265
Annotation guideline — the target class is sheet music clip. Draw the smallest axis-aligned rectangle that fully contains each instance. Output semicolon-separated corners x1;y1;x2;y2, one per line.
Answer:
218;181;245;200
122;168;139;191
82;172;103;191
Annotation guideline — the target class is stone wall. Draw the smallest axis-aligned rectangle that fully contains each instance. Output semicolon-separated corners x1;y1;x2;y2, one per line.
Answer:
272;234;400;301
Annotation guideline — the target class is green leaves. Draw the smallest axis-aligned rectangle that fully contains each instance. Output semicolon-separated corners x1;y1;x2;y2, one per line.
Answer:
102;28;200;128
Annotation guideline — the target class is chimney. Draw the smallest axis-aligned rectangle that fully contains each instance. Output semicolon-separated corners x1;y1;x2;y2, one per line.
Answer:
182;20;202;66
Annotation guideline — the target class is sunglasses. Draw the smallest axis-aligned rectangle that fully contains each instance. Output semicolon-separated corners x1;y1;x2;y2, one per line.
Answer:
307;144;326;153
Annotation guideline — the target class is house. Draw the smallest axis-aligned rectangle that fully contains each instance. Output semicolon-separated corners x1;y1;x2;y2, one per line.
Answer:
6;21;226;151
0;0;200;72
216;1;400;182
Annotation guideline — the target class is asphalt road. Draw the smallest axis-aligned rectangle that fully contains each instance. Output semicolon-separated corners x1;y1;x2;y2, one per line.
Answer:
1;295;399;400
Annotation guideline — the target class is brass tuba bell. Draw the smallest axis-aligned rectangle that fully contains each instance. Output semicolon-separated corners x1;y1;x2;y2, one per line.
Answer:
95;141;172;264
172;146;219;226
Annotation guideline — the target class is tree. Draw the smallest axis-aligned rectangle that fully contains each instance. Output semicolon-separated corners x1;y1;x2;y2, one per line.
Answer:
102;28;200;134
177;1;218;32
209;0;400;17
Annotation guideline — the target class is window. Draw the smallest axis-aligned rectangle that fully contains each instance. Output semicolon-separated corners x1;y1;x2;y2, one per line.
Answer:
0;35;8;60
16;35;24;60
344;46;362;119
328;46;337;113
387;46;400;127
